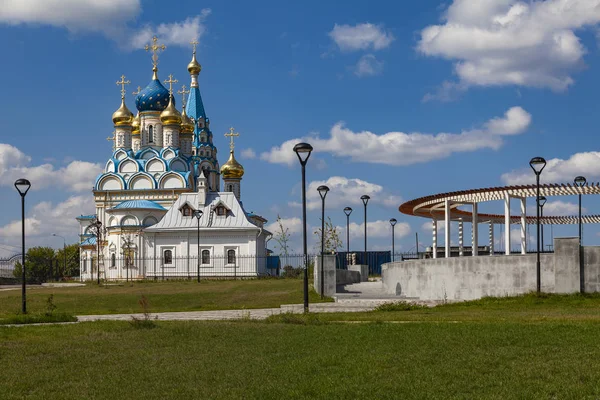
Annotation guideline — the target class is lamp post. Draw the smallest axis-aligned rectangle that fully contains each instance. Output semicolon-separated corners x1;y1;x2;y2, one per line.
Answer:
538;196;546;252
575;175;586;293
343;207;352;265
294;142;313;313
14;178;31;314
361;195;370;273
193;209;203;283
529;156;546;293
317;185;329;299
91;219;103;285
390;218;397;262
52;233;66;281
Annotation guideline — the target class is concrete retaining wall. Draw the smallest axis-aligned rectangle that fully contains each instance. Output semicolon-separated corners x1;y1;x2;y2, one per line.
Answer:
336;269;361;286
382;237;591;301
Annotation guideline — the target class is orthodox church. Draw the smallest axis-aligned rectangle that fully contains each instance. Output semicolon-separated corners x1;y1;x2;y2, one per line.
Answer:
78;38;270;280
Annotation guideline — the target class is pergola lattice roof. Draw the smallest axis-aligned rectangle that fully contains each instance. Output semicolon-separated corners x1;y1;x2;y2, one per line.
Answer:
399;183;600;225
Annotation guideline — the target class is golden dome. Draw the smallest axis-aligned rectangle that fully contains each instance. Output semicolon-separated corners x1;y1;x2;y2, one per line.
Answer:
187;52;201;75
180;107;194;134
131;112;141;134
112;97;134;126
220;150;244;179
160;95;182;125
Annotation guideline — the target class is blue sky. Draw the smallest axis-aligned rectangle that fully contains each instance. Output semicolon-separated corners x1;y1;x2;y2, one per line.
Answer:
2;0;600;256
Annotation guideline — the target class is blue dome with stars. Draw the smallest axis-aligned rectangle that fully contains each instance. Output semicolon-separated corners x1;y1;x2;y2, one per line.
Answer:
135;78;171;112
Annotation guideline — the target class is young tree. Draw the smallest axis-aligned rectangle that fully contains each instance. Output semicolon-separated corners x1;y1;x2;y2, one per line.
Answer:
272;215;293;269
55;244;81;279
13;246;56;283
313;217;343;254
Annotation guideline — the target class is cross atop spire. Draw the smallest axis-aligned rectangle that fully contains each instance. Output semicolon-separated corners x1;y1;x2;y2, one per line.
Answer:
225;127;240;152
190;39;199;54
177;85;190;107
116;75;131;99
164;74;178;95
106;131;116;151
144;36;166;71
132;86;142;96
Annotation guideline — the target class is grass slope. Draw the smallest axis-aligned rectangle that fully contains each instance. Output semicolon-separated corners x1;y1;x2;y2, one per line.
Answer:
0;279;327;317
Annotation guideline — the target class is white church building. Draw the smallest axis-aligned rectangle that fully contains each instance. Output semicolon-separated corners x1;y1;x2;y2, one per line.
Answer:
78;38;270;280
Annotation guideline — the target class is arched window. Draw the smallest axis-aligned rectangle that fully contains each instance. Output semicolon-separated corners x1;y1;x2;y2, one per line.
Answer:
163;250;173;265
111;253;116;268
228;184;233;192
201;250;210;264
227;249;236;264
148;125;154;143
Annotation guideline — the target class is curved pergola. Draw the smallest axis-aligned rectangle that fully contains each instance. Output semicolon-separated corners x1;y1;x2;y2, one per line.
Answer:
399;183;599;259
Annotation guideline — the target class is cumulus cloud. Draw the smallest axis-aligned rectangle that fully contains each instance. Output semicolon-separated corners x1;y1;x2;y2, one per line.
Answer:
0;143;102;192
130;10;212;49
329;23;394;52
261;106;531;166
348;220;411;240
265;217;303;237
418;0;600;99
293;176;402;211
0;0;140;39
0;195;95;246
542;200;583;216
353;54;384;77
0;0;210;49
501;152;600;184
240;148;257;159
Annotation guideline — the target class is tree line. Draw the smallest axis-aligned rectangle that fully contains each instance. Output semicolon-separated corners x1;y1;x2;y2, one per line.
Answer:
13;244;80;283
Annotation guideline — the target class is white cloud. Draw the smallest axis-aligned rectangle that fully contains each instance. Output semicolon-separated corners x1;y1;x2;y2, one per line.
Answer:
0;1;210;49
261;106;531;166
265;217;303;237
353;54;384;77
349;220;410;240
0;143;102;192
542;200;583;216
240;148;257;159
418;0;600;98
298;176;402;211
0;0;140;39
329;23;394;52
501;152;600;184
0;195;95;246
130;10;211;49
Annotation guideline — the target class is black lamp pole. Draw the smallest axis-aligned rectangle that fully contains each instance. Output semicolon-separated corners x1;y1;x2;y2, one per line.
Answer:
361;195;370;273
344;207;352;266
14;178;31;314
93;219;103;285
294;142;313;313
194;210;203;282
538;196;546;252
529;157;546;293
575;175;587;293
390;218;397;262
317;185;330;299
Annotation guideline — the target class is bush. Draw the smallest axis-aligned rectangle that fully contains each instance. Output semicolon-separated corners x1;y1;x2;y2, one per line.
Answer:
282;265;303;279
375;302;430;312
129;295;157;329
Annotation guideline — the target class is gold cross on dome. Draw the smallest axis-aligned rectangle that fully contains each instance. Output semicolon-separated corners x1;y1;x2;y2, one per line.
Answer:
116;75;131;98
145;36;166;69
106;131;116;150
132;86;142;96
164;74;178;95
177;85;190;107
224;127;239;151
190;39;199;54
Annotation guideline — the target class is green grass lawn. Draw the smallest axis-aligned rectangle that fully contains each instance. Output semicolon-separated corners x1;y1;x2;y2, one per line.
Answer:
1;318;600;399
2;294;600;398
0;279;326;317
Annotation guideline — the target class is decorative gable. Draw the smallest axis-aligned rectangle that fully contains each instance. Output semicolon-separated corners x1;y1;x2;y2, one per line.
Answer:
212;200;231;217
179;203;194;217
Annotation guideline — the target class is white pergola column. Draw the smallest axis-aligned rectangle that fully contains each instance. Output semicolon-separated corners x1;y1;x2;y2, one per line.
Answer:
520;197;527;255
472;203;479;256
489;222;494;256
458;219;464;257
445;199;451;258
504;194;511;255
432;219;438;259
